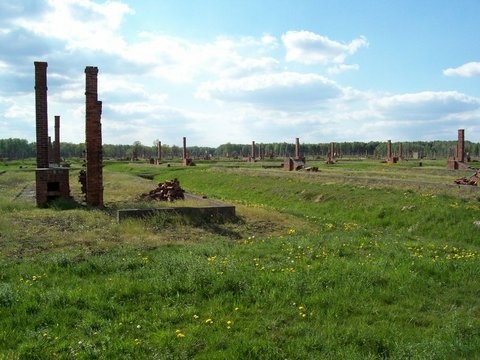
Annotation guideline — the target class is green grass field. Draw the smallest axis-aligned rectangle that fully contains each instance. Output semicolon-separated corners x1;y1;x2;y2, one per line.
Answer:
0;159;479;359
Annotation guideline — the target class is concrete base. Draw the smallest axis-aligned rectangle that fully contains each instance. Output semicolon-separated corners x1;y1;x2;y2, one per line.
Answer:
117;193;235;222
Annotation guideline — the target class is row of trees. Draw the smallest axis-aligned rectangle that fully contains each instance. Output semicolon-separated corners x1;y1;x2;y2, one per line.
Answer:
1;138;480;160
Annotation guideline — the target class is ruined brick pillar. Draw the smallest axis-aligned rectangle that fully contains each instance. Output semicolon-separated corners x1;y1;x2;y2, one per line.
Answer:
457;129;465;162
157;141;162;162
85;66;103;207
53;115;61;164
327;142;336;164
398;142;403;159
251;141;256;159
183;137;187;159
34;61;49;168
387;140;392;159
295;138;300;159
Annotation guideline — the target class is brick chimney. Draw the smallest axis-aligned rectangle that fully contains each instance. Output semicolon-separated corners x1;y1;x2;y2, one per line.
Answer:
183;137;187;159
387;140;392;159
457;129;465;162
54;115;61;164
295;137;300;159
85;66;103;207
34;61;49;168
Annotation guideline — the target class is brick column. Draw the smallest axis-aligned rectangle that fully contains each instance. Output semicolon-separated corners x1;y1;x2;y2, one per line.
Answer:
295;138;300;159
457;129;465;162
251;141;255;159
157;141;162;162
34;62;49;168
54;115;61;164
182;137;187;159
398;143;403;159
85;66;103;207
387;140;392;159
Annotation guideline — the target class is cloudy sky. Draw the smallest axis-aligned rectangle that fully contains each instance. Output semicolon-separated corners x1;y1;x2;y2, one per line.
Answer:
1;0;479;147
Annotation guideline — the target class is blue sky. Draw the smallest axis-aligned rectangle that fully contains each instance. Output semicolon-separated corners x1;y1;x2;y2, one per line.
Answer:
1;0;479;146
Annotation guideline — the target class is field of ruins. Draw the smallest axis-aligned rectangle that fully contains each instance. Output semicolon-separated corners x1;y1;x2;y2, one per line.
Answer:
1;155;479;359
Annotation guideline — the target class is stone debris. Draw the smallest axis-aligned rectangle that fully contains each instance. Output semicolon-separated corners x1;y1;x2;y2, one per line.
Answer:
454;170;480;186
141;178;185;201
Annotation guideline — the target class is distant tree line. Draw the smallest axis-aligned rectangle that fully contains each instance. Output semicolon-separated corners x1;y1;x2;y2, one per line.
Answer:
1;138;480;160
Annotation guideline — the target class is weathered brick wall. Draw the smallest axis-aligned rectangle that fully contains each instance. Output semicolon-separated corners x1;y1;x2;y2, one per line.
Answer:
85;66;103;207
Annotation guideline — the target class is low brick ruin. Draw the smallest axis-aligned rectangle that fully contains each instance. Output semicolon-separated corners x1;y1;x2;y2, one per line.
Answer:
34;61;71;207
141;178;185;201
284;137;305;171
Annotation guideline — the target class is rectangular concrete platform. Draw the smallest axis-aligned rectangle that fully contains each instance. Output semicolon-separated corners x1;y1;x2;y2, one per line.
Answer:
116;193;235;222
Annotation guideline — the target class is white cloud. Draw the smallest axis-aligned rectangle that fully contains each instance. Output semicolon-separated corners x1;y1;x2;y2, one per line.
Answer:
14;0;133;53
197;72;343;109
282;30;368;65
443;62;480;77
327;64;359;75
373;91;480;120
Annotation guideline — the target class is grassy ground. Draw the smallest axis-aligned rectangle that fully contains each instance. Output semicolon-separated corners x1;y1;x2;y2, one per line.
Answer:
0;159;479;359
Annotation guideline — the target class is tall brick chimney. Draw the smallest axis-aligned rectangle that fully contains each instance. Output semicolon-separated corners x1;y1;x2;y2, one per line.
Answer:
295;137;300;159
182;137;187;159
85;66;103;207
157;141;162;162
387;140;392;159
34;61;49;168
53;115;61;164
457;129;465;162
251;141;255;159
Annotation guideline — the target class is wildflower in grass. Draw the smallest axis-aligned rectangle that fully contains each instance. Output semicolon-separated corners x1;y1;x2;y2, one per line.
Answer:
226;320;233;329
234;307;239;311
326;223;334;231
175;330;185;338
205;318;214;324
136;325;141;329
134;338;141;344
193;314;199;319
287;228;296;235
